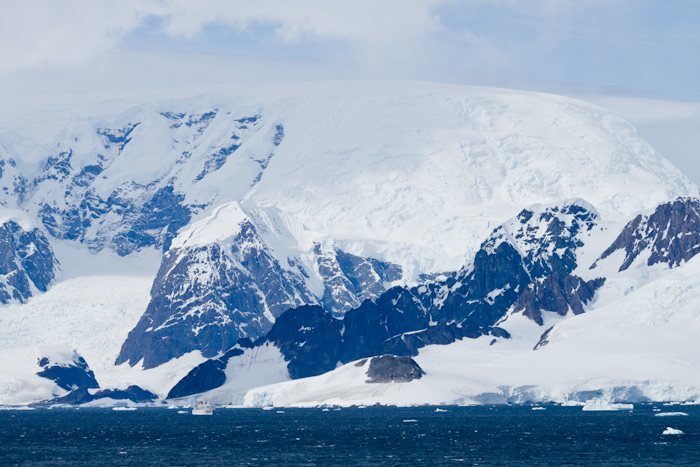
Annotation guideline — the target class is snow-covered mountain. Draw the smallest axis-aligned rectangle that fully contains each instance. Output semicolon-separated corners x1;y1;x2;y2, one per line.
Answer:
162;197;700;406
0;80;698;406
0;209;58;304
235;198;700;407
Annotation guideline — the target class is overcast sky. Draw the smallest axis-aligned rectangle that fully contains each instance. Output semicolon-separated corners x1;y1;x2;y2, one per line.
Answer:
1;0;699;180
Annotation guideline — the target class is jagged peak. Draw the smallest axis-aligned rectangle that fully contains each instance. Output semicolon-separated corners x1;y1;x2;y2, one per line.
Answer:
595;196;700;272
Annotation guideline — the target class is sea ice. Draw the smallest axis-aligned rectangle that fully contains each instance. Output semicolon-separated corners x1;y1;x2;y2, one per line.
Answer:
582;399;634;411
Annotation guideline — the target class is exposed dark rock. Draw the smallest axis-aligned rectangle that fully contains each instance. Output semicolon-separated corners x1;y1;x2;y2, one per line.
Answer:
10;110;275;257
366;355;425;383
116;220;317;369
340;287;428;362
266;305;344;379
314;244;403;316
596;197;700;272
512;275;606;326
0;221;58;304
166;342;252;399
166;201;611;391
534;326;555;351
97;386;158;402
167;359;228;400
46;385;157;405
194;144;240;182
272;124;284;147
35;150;73;183
96;123;140;152
511;201;598;278
119;211;404;369
46;386;94;404
38;180;192;256
36;355;99;391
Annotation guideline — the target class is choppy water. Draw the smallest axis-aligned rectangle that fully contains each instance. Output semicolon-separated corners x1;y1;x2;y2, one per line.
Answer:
1;404;698;466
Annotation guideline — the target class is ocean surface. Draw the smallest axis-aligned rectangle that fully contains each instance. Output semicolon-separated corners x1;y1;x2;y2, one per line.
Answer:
1;404;698;466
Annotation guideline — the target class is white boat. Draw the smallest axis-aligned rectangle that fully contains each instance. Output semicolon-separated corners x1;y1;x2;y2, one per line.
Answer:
192;402;214;415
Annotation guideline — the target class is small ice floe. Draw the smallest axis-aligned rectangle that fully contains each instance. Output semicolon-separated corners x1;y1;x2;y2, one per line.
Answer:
177;410;188;414
112;407;137;411
435;408;447;413
168;405;178;409
532;407;546;411
655;412;689;417
561;401;585;407
262;407;274;411
582;399;633;411
403;419;418;423
322;408;329;412
662;427;684;435
276;411;284;414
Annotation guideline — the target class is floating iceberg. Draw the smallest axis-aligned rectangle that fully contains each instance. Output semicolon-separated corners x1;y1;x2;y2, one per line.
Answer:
582;398;634;411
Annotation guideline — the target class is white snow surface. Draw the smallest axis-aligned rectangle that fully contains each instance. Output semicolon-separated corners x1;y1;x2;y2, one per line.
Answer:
581;399;634;411
0;81;694;277
0;344;76;405
187;343;291;406
170;202;248;250
0;242;200;397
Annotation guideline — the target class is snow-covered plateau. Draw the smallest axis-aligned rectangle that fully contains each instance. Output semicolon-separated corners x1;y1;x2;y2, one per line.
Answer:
0;80;699;407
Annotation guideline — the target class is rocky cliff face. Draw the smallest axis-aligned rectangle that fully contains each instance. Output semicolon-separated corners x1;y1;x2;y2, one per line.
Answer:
167;200;615;396
117;202;403;369
0;109;284;257
116;217;317;369
35;347;99;392
596;197;700;271
0;218;58;304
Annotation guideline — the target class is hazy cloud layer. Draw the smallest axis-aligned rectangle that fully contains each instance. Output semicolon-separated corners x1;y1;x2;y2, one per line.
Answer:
0;1;155;74
1;0;447;75
0;1;636;74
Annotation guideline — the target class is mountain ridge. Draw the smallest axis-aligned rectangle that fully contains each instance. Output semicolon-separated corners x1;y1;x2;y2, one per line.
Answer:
0;82;697;406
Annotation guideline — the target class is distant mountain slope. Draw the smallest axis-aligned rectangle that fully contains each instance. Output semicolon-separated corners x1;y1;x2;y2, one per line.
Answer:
0;82;693;273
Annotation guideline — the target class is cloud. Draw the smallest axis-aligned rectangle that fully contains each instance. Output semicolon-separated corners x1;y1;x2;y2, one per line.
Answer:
0;0;157;75
157;0;445;44
2;0;697;103
0;0;448;76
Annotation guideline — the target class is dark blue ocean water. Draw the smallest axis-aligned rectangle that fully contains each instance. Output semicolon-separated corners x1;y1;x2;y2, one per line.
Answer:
0;405;698;466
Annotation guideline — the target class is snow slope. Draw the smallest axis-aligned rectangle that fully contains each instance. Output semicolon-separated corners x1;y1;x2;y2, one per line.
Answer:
0;344;90;405
0;81;693;275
